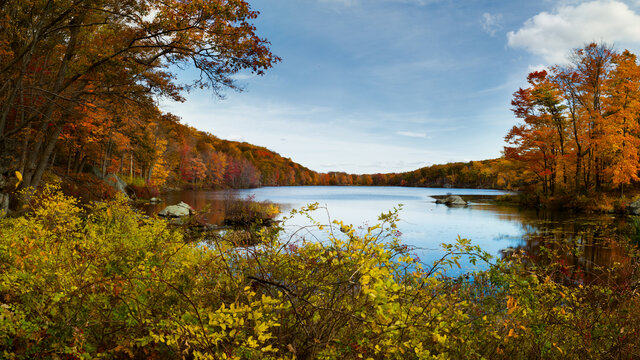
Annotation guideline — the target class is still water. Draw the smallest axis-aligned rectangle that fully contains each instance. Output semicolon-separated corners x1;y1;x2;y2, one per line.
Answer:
146;186;631;274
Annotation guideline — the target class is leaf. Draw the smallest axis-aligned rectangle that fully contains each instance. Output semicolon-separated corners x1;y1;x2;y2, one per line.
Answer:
15;171;22;188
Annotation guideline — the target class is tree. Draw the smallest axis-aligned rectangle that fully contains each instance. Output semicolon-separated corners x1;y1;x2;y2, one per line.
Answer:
505;71;566;196
0;0;279;192
601;50;640;192
504;43;640;196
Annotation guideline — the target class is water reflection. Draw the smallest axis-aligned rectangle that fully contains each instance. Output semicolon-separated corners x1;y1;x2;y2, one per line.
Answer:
141;189;239;225
139;186;634;276
500;208;632;283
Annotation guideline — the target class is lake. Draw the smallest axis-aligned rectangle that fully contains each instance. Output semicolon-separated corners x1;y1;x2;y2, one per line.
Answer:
144;186;632;276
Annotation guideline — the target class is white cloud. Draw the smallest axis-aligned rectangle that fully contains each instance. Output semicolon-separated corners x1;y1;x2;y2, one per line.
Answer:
481;12;503;36
397;131;427;138
507;0;640;64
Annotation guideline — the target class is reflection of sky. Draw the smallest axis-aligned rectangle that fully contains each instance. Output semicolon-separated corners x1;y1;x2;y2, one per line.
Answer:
235;186;526;273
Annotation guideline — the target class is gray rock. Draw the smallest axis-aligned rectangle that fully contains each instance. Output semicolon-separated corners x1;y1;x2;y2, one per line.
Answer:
158;201;195;218
628;199;640;215
85;165;104;179
104;173;128;195
149;197;162;203
435;195;467;206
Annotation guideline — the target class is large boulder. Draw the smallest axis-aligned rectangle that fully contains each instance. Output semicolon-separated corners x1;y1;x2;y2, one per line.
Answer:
628;199;640;215
435;195;467;206
104;173;127;195
158;201;195;218
84;164;104;179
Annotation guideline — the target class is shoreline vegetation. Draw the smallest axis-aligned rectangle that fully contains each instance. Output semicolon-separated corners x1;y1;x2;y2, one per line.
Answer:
1;185;640;359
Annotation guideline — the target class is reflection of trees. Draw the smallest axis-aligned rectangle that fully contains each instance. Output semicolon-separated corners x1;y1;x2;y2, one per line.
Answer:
469;202;632;283
504;208;630;284
139;195;634;284
141;190;228;225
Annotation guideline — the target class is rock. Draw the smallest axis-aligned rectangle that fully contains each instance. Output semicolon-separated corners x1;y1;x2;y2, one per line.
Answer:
84;165;104;179
104;173;128;195
149;197;162;203
628;199;640;215
158;201;195;218
435;195;467;206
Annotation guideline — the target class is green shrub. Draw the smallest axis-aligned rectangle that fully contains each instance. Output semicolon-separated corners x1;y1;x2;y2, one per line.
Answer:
1;186;639;359
223;194;279;227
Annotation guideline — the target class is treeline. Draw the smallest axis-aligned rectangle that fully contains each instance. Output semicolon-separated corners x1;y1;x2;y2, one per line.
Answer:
505;43;640;197
0;0;279;196
320;159;520;190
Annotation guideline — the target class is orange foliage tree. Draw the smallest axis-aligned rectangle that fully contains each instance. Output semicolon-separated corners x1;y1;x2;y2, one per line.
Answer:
0;0;279;192
505;43;640;197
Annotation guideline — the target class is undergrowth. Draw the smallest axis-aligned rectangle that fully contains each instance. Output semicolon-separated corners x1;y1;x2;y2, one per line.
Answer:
1;184;639;359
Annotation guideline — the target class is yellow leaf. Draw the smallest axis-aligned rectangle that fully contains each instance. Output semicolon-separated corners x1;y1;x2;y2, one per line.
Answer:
15;171;22;188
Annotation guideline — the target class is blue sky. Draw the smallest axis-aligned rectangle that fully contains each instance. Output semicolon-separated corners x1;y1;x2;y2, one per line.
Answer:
160;0;640;174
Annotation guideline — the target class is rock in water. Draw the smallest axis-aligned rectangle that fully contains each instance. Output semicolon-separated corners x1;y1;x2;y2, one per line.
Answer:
435;195;467;206
158;201;195;218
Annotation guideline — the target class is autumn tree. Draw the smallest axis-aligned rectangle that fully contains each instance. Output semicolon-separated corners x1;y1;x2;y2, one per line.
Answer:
506;43;640;197
505;71;566;196
602;50;640;193
0;0;279;192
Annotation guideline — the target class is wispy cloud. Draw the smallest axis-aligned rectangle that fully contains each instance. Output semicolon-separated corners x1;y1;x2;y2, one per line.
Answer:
507;0;640;63
231;73;256;81
397;131;428;138
318;0;358;7
318;0;443;7
481;12;503;36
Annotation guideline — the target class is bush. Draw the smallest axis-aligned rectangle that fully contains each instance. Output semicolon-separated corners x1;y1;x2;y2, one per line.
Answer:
222;194;279;227
1;187;639;359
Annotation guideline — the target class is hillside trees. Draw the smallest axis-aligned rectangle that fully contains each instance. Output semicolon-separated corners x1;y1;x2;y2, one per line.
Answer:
0;0;279;191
